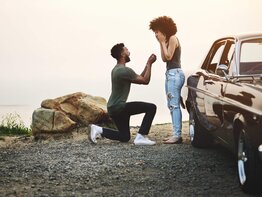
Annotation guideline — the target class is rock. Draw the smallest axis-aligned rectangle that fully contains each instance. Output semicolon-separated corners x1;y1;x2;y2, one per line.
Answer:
32;108;76;134
31;92;111;137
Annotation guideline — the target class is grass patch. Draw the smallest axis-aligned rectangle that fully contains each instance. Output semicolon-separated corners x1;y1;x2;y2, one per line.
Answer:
0;112;32;136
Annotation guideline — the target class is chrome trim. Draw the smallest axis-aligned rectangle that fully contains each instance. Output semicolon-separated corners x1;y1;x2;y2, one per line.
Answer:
259;145;262;162
259;145;262;152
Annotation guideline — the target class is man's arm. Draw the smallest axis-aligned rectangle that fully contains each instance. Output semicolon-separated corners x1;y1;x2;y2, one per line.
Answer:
140;63;148;77
132;54;156;85
133;64;152;85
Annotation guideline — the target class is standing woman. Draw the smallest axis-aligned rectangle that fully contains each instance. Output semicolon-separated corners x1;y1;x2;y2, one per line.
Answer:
149;16;185;144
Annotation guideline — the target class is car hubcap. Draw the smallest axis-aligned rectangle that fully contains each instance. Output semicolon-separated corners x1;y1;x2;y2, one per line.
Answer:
238;133;247;185
189;123;195;142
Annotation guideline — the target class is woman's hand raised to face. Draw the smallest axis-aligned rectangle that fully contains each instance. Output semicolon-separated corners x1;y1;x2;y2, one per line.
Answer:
156;31;166;43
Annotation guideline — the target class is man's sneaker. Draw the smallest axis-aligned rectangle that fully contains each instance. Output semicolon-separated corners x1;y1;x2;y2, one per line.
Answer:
88;124;101;144
134;134;156;145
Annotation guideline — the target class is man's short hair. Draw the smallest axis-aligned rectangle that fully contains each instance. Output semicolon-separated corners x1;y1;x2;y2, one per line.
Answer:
111;43;124;60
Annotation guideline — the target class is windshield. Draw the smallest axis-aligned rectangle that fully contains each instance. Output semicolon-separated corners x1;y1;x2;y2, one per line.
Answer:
239;38;262;75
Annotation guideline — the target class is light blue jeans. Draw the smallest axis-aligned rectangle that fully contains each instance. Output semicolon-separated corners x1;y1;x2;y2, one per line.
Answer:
165;68;185;138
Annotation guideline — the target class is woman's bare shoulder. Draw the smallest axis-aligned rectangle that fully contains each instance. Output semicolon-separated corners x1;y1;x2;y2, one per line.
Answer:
169;35;178;47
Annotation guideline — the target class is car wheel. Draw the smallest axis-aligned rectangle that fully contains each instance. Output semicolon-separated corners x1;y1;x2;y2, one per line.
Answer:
237;128;262;194
189;112;213;148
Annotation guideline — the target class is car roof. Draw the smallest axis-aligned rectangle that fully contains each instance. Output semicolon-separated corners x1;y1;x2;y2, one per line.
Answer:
217;33;262;42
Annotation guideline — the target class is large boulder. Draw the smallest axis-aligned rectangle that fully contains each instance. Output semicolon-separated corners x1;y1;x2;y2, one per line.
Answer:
32;92;110;137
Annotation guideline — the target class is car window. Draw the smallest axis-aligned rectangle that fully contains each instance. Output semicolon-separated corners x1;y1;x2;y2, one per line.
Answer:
240;38;262;75
218;40;235;66
206;41;226;73
215;40;235;76
211;45;225;65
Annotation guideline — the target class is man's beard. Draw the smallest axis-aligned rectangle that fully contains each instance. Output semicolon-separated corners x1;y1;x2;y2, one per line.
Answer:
125;56;130;62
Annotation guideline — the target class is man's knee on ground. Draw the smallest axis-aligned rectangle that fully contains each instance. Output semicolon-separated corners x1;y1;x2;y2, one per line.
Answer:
119;135;131;142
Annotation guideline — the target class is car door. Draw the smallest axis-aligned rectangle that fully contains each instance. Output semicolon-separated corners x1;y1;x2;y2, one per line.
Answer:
198;39;235;133
203;41;226;132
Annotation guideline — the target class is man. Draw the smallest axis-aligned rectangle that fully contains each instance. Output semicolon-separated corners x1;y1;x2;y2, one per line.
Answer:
88;43;157;145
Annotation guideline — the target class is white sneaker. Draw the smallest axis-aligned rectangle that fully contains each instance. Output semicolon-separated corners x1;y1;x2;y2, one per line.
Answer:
88;124;102;144
134;134;156;145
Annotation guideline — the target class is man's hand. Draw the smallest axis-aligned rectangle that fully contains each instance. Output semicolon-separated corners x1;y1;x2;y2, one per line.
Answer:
147;54;157;65
135;54;156;84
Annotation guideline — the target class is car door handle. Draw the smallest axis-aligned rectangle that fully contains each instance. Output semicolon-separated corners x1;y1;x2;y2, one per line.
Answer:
204;80;215;85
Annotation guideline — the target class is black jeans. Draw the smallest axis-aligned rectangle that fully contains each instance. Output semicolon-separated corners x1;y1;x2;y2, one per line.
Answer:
102;102;157;142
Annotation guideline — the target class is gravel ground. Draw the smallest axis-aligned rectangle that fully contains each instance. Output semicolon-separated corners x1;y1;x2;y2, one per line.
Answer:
0;123;254;197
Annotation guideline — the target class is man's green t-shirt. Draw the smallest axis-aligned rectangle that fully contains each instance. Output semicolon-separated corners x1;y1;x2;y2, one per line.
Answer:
107;64;137;116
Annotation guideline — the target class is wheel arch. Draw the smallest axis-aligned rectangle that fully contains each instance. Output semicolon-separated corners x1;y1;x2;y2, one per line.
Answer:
233;113;247;154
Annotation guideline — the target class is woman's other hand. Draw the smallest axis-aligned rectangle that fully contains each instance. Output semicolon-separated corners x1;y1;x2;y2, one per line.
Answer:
155;31;166;43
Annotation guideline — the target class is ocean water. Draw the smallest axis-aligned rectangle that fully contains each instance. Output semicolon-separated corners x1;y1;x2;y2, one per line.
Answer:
0;105;189;128
0;105;38;128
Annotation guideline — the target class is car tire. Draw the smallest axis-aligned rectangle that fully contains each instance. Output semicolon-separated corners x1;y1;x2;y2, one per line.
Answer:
189;112;213;148
237;128;262;194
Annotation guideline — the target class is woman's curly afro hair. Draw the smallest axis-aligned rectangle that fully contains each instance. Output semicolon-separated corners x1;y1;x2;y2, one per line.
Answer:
149;16;177;40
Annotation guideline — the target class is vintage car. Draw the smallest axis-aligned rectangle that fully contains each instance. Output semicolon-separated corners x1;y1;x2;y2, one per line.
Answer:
186;33;262;194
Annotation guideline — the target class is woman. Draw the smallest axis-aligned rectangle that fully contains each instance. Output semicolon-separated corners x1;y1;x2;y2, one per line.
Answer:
149;16;185;144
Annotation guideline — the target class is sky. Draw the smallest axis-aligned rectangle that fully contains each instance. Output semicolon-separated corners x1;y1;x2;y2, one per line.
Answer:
0;0;262;124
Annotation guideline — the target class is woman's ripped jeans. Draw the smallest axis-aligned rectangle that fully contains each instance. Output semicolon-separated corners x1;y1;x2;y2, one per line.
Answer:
165;68;185;138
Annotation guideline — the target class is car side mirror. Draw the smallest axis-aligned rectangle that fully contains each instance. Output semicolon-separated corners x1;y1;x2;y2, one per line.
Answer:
216;64;230;80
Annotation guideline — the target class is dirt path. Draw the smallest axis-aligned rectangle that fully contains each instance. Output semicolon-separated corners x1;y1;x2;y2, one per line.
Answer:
0;123;252;196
